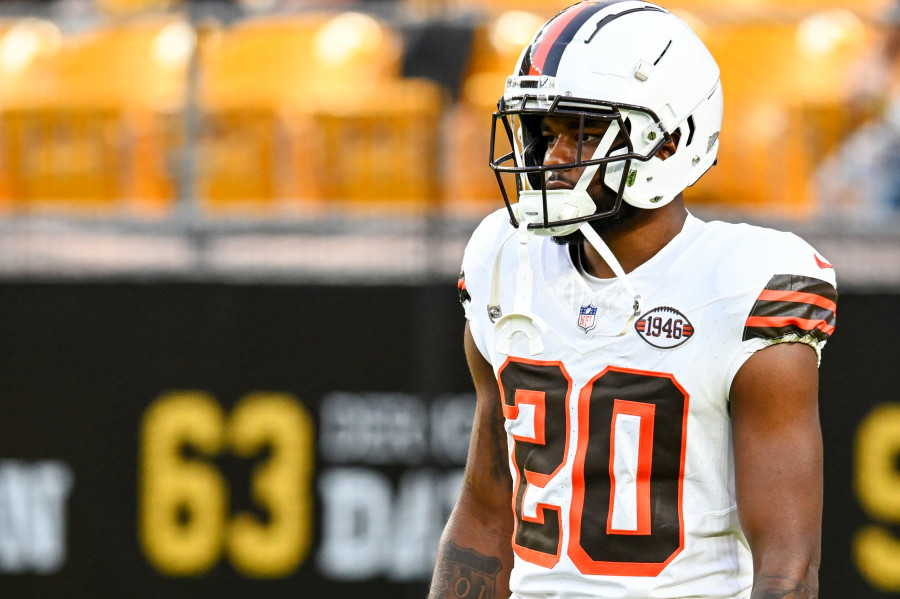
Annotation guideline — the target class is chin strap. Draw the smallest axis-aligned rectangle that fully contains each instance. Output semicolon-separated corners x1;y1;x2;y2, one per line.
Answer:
578;222;642;337
486;220;643;356
486;227;517;323
487;107;643;354
489;222;547;356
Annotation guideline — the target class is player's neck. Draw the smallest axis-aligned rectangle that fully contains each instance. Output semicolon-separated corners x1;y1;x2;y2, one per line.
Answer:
580;197;688;279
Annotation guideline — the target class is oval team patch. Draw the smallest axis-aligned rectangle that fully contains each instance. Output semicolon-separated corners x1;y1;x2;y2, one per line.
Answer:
635;306;694;349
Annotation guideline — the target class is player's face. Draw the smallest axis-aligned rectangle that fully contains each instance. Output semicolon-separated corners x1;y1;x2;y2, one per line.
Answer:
539;114;622;214
540;114;641;242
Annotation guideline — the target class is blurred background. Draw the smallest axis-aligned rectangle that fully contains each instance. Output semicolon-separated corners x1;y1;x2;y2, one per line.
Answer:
0;0;898;597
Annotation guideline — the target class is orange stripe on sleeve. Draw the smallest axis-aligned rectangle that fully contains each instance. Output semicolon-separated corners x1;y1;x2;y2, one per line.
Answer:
756;289;836;313
745;315;835;337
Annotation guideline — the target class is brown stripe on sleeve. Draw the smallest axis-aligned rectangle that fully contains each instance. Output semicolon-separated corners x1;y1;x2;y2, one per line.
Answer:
743;274;837;343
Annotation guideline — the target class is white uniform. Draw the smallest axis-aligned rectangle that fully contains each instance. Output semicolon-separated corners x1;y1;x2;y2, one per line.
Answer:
459;209;838;599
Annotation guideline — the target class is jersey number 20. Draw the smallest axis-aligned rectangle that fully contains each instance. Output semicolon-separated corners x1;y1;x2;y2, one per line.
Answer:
497;358;689;576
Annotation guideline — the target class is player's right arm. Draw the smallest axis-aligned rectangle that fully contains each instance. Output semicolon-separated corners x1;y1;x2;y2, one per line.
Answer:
428;322;514;599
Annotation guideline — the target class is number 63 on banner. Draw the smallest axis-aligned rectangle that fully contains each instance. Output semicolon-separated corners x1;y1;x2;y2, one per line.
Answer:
139;391;314;577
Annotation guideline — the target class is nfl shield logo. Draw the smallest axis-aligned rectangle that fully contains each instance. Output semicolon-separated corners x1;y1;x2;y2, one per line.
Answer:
578;304;598;333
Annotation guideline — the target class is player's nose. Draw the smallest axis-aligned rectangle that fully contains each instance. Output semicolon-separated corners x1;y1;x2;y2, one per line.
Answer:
543;134;579;167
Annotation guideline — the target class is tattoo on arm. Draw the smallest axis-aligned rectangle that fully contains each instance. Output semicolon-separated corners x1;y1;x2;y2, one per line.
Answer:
430;542;502;599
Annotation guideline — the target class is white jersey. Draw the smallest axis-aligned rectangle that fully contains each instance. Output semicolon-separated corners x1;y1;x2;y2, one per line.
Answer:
459;209;838;599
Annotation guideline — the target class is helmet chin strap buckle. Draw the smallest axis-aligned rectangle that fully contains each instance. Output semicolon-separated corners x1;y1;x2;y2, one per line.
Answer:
494;313;546;355
516;190;594;237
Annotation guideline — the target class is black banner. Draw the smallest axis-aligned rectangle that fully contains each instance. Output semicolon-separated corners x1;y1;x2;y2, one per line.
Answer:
0;283;896;598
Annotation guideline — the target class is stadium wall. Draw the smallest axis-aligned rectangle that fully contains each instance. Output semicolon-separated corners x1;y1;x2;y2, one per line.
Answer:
0;283;894;598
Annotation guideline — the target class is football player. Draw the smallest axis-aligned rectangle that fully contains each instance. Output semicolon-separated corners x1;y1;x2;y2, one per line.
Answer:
430;2;837;598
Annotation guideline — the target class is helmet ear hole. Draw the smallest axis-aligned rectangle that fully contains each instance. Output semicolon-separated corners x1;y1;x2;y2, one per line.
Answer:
656;129;681;161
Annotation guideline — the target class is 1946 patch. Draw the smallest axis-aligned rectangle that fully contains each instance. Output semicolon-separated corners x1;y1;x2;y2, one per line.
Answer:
635;306;694;349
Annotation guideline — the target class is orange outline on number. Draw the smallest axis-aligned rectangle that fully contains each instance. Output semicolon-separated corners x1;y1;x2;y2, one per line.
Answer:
606;398;656;536
497;356;572;569
569;365;689;576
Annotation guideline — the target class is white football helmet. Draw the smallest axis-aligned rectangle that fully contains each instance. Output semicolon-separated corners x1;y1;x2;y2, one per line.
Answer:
490;0;723;236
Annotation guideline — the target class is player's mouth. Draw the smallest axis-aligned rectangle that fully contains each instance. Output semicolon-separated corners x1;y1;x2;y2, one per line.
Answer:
545;177;576;191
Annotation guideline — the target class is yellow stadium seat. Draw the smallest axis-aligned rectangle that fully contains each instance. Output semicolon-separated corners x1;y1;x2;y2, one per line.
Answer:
305;79;444;206
2;109;120;208
196;109;284;211
446;11;544;210
691;16;874;216
199;12;403;111
197;12;445;213
0;18;62;210
0;17;193;216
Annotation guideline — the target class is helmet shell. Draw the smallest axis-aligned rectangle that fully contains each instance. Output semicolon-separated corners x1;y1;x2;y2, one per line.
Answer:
498;0;723;217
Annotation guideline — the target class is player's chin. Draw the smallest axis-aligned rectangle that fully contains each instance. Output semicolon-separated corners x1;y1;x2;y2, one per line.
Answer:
550;191;628;245
551;229;585;246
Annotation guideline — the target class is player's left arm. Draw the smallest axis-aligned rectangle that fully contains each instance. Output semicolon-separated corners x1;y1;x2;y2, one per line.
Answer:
730;341;823;599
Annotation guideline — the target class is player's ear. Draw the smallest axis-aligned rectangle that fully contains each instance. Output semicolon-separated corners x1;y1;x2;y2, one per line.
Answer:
655;129;681;161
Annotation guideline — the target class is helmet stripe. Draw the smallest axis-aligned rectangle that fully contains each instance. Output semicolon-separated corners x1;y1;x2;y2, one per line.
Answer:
526;1;613;77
